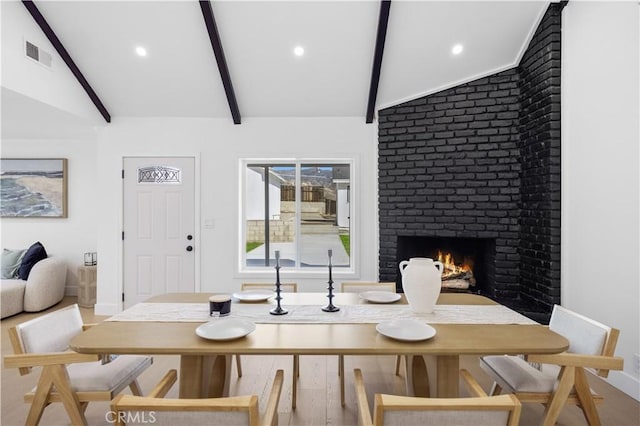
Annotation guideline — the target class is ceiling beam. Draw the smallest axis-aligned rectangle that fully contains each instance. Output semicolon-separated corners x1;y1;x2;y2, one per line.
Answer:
366;0;391;124
22;0;111;123
199;0;241;125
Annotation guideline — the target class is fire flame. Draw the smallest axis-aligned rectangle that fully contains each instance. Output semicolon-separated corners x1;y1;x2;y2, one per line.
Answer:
437;251;472;278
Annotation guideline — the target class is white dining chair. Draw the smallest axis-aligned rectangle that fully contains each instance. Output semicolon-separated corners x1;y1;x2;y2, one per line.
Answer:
232;283;297;378
237;283;301;408
340;281;396;294
4;304;153;425
241;282;298;293
112;369;284;426
354;368;521;426
479;304;623;426
339;282;402;407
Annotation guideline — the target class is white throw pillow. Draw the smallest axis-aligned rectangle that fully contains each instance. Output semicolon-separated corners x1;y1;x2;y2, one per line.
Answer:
1;248;26;279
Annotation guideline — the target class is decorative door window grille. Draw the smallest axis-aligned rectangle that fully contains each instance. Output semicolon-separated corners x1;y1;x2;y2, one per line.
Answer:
138;166;182;184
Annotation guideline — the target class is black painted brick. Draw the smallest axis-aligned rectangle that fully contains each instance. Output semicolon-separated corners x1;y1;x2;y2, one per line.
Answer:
377;4;561;316
517;4;562;315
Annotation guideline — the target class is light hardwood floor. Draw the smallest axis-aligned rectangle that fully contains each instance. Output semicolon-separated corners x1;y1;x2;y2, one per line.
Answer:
2;297;638;425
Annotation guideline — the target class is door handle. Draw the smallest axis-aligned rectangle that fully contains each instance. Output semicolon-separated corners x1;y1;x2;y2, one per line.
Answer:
186;246;193;252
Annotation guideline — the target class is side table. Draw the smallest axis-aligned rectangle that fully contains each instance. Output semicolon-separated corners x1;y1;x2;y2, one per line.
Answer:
77;265;97;308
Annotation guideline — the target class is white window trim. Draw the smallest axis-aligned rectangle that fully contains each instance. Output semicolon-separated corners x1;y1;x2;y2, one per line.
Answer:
238;158;357;279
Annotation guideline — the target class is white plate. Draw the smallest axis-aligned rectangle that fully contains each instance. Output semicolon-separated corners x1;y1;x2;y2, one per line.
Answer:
232;289;274;302
359;291;401;304
376;319;436;342
196;318;256;341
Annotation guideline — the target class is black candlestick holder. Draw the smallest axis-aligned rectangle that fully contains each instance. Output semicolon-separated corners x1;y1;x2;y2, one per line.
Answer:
270;261;288;316
322;251;339;312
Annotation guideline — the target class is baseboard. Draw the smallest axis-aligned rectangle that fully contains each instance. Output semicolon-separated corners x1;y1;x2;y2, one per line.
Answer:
94;303;120;316
605;370;640;401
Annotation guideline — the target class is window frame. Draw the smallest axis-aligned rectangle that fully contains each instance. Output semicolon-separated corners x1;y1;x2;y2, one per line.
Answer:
239;158;357;278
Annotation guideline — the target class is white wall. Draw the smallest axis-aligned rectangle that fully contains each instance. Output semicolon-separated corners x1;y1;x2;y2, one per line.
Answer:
0;1;102;123
1;4;102;291
94;117;378;315
562;2;639;399
0;139;99;294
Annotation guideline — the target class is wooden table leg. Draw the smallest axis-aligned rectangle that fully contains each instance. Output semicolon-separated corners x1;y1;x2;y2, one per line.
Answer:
179;354;231;398
404;355;460;398
436;355;459;398
404;355;432;397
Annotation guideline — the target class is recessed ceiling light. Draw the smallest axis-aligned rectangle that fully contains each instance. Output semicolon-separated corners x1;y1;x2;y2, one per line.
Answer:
452;44;464;55
135;46;147;57
293;46;305;57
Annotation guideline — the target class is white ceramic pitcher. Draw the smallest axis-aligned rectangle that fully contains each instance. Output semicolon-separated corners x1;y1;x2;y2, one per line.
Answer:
399;257;444;313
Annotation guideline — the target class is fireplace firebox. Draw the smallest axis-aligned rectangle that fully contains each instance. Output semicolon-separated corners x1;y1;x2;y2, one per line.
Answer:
396;236;494;294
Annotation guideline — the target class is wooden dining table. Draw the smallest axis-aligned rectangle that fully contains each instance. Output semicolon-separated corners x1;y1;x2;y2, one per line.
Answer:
70;292;568;400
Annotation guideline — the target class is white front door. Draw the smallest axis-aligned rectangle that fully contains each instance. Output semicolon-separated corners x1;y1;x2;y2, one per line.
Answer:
123;157;195;308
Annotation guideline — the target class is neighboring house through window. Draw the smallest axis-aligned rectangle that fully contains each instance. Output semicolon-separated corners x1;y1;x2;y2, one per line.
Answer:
241;160;353;273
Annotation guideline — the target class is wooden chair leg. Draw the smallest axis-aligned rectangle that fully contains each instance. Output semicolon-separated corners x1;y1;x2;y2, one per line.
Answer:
50;364;88;426
115;413;125;426
129;379;143;396
235;355;243;378
292;355;299;409
574;367;601;426
27;365;56;426
394;355;402;376
542;366;575;426
339;355;345;407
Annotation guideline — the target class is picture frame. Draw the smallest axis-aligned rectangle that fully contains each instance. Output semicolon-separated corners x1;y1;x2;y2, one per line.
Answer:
0;158;68;218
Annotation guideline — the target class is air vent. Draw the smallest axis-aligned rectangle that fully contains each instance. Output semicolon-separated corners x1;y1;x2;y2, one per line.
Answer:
25;40;38;60
25;40;52;68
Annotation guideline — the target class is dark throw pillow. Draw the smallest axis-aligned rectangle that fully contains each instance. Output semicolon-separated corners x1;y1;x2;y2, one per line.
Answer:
18;242;48;280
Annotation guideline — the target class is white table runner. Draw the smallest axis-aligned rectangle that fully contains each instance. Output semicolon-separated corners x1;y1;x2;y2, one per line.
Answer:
106;303;537;325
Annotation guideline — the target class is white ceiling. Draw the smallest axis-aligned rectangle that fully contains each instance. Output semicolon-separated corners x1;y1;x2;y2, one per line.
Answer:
4;0;549;126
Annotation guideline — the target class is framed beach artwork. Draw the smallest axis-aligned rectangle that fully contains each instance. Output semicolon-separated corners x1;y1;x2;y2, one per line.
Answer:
0;158;68;218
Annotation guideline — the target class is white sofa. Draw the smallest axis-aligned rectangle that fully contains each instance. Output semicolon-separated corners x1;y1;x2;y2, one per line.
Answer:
1;257;67;319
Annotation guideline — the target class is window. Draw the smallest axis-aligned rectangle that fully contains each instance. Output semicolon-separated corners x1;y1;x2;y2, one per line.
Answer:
242;160;353;272
137;166;181;184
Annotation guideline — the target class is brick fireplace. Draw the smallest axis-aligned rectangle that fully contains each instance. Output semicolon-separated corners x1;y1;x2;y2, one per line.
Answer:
378;4;562;322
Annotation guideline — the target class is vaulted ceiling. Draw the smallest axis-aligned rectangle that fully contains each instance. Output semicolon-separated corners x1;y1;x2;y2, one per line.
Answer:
3;0;550;131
